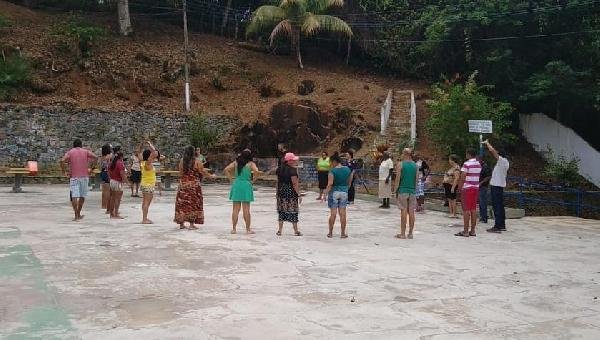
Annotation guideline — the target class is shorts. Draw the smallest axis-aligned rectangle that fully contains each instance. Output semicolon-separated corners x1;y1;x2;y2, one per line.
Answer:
397;193;417;211
130;170;141;183
109;179;123;192
328;191;348;209
70;177;89;198
100;170;110;184
415;181;425;197
141;185;155;194
461;188;479;211
443;183;457;200
378;180;393;199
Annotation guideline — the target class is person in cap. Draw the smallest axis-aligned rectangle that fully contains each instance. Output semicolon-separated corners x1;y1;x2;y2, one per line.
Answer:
275;152;303;236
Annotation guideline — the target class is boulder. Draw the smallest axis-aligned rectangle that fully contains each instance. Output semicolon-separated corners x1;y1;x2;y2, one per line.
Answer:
297;80;315;95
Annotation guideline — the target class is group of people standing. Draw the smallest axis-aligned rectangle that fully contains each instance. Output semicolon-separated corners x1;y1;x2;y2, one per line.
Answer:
59;137;509;240
440;140;510;236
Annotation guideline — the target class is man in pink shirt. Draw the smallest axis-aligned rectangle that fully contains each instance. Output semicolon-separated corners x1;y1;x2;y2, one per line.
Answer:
60;139;97;221
455;148;481;237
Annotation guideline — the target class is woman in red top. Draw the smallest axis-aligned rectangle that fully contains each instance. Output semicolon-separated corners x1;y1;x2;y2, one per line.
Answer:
108;151;129;219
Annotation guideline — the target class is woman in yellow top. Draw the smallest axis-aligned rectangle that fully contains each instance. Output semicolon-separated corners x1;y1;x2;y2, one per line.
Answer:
316;151;331;200
140;141;159;224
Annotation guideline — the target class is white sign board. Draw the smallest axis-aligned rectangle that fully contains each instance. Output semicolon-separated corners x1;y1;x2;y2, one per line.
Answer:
468;120;493;134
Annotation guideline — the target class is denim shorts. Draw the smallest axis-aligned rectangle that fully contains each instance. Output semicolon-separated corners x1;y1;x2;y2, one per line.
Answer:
70;177;89;198
328;191;348;209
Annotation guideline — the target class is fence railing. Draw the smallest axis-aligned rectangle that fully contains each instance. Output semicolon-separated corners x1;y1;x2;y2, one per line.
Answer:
299;165;600;218
380;90;392;135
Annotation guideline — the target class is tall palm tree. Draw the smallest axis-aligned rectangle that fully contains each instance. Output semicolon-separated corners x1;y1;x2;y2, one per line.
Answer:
246;0;353;69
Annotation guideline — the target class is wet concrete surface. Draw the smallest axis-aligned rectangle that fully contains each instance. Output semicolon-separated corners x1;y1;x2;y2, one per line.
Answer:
1;184;599;339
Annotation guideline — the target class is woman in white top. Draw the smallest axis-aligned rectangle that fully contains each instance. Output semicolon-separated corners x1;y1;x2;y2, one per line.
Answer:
129;143;142;197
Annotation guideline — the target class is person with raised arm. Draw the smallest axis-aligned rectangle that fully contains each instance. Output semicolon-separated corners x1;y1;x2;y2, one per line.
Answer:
140;140;159;224
483;140;510;233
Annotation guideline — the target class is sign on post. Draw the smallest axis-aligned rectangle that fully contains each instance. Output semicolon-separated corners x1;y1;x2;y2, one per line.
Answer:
468;120;493;134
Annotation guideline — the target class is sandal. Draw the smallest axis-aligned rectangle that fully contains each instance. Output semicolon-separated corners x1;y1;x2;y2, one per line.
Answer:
179;225;186;230
395;234;406;239
276;231;282;236
246;228;256;234
341;234;348;239
327;233;333;238
454;231;469;237
294;231;303;236
469;231;476;237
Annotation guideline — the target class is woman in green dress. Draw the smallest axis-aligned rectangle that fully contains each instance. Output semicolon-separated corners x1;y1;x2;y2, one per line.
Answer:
224;149;261;234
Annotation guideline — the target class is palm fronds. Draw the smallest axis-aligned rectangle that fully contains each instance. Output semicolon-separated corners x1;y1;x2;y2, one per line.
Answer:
302;14;352;37
246;5;286;36
270;19;293;45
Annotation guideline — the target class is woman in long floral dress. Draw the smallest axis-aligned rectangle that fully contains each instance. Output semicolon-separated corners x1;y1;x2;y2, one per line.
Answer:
174;146;213;230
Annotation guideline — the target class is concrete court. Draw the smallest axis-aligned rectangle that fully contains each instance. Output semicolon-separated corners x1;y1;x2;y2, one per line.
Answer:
1;184;599;340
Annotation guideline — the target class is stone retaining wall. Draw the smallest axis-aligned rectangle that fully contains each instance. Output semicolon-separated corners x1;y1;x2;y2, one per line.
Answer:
0;105;237;168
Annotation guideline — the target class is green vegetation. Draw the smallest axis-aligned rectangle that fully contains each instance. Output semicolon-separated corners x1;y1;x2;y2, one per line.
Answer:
51;19;107;58
187;114;222;151
0;55;30;100
0;14;10;28
355;0;600;150
543;149;581;186
426;73;515;155
246;0;352;69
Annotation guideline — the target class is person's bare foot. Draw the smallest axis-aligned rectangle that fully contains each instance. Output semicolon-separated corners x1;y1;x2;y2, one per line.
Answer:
110;215;124;219
408;233;413;239
327;233;333;238
179;224;186;230
78;215;84;220
341;234;348;239
246;228;255;234
72;217;79;222
395;234;406;239
141;219;153;224
189;225;198;230
230;228;237;234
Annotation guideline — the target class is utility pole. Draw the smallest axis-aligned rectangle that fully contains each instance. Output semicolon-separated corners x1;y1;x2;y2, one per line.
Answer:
183;0;191;112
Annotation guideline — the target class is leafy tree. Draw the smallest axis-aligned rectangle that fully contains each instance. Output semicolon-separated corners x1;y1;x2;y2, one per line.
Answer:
246;0;353;69
0;55;30;100
543;149;581;186
187;114;221;151
426;72;515;155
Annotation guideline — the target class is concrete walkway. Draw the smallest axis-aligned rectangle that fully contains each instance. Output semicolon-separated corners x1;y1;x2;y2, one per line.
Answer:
1;184;599;339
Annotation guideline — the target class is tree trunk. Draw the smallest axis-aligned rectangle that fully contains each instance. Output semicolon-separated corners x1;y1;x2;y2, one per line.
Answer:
117;0;133;36
221;0;233;36
293;29;303;69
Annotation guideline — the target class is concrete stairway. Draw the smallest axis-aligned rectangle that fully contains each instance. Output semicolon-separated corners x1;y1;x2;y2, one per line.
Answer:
373;90;412;157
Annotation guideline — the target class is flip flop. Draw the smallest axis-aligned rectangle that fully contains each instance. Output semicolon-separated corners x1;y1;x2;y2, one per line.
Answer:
276;231;282;236
294;231;303;236
469;231;476;237
341;234;348;239
327;234;333;238
454;231;469;237
395;234;406;239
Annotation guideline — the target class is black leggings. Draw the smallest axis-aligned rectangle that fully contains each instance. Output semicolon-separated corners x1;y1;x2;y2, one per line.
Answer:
348;183;355;202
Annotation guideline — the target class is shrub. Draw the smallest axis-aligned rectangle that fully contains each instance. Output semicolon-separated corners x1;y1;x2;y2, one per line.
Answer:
0;15;10;28
0;55;30;100
543;149;581;186
51;19;107;58
426;72;516;155
187;114;221;151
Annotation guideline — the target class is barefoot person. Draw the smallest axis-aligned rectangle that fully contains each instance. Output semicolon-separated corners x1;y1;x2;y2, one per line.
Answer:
174;146;214;230
323;152;353;238
108;150;129;219
100;144;112;212
129;143;142;197
443;155;461;218
378;152;394;209
60;138;97;221
140;141;159;224
225;149;260;234
394;148;418;239
276;152;303;236
316;151;331;200
455;148;481;237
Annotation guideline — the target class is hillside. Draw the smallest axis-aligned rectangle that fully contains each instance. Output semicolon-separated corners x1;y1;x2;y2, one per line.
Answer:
1;0;586;188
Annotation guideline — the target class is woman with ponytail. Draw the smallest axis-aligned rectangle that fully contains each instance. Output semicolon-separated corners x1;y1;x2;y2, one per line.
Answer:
108;150;129;219
174;145;214;230
224;149;261;234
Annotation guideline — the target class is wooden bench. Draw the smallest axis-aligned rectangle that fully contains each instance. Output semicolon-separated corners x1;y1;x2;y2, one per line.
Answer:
5;168;34;193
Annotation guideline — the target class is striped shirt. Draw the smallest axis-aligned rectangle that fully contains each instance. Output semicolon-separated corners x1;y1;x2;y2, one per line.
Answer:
461;158;482;189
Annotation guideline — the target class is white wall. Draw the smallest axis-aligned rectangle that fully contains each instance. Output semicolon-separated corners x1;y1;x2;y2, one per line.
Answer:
520;113;600;188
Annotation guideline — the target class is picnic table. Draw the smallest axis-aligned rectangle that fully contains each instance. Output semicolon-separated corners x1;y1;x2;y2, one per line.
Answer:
6;168;32;193
160;170;179;191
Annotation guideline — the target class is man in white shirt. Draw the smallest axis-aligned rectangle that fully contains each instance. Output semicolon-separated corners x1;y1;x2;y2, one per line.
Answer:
378;152;394;208
483;140;510;233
